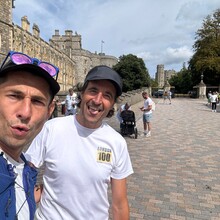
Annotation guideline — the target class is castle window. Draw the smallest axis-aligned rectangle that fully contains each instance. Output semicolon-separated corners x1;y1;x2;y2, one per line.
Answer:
12;0;15;8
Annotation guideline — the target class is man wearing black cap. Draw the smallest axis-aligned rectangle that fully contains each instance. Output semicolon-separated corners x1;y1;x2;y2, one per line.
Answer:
26;65;133;220
0;51;60;220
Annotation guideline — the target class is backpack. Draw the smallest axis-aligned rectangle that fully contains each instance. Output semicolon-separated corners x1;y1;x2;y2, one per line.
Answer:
151;101;156;111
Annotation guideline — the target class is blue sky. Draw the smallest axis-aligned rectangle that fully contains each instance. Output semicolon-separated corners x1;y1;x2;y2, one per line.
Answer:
12;0;220;77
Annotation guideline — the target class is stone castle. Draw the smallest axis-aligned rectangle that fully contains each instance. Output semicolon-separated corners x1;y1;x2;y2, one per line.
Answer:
0;0;118;92
155;64;176;88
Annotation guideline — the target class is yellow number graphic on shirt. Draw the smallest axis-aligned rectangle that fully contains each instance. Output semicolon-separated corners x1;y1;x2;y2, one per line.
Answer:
97;150;112;163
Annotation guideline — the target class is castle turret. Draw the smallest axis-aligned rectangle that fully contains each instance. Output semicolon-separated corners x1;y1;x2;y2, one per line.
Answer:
21;16;30;32
50;29;82;57
33;23;40;38
156;64;165;87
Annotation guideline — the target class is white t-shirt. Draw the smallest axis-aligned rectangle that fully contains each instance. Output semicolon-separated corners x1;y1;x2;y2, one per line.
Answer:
65;93;78;110
25;115;133;220
143;97;153;114
210;94;218;103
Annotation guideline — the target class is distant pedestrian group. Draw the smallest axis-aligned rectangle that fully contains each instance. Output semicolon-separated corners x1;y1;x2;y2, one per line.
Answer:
163;90;172;104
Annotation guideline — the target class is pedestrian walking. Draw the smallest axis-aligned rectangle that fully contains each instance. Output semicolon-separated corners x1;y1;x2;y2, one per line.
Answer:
163;90;168;104
210;91;218;112
207;91;212;106
168;90;172;104
65;88;79;116
49;95;60;119
140;91;153;137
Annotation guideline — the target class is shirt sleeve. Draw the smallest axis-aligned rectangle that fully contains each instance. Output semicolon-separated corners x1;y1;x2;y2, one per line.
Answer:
148;98;153;105
111;139;133;179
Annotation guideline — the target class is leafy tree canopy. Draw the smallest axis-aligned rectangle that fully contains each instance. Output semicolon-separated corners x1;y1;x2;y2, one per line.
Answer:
113;54;151;92
169;65;193;94
189;9;220;86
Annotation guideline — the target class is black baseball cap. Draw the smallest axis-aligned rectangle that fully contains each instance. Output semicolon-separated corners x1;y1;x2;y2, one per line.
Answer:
0;60;60;96
84;65;122;96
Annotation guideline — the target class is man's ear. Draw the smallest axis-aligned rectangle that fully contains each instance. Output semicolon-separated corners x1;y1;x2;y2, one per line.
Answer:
48;101;55;119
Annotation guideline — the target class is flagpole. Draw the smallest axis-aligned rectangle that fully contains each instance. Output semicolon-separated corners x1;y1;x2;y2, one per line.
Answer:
101;40;104;53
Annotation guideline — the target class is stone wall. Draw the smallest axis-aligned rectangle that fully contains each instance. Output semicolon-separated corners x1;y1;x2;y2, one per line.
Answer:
12;20;76;91
115;87;151;110
0;0;13;56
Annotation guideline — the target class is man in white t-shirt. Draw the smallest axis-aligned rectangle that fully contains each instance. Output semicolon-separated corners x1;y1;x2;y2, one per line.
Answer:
210;91;218;112
168;90;172;104
25;65;133;220
65;88;79;115
140;91;153;137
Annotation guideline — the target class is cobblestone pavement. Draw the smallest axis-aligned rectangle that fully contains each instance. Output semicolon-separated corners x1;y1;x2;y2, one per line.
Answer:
36;98;220;220
111;98;220;220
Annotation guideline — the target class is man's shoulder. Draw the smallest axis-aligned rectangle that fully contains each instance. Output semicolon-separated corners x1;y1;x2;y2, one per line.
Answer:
46;116;73;128
103;123;126;140
147;97;153;103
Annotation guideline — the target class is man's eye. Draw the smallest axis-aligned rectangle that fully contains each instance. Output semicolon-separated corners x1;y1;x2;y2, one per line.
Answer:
8;94;21;99
88;89;97;94
104;93;113;100
32;99;45;106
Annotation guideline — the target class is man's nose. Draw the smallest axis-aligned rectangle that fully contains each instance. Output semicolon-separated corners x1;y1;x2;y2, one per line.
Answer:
93;92;103;104
16;98;32;120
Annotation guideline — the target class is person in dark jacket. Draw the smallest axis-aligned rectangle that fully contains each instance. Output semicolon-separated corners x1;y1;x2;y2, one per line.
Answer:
0;51;60;220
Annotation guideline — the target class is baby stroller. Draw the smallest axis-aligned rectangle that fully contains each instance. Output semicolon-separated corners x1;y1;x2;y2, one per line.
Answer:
120;110;138;139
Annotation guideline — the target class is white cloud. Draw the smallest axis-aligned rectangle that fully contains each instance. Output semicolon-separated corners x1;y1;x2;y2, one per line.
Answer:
137;52;158;62
162;46;194;65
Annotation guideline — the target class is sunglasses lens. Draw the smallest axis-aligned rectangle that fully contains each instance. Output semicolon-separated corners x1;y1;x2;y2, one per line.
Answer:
6;52;59;79
39;63;57;77
11;53;32;65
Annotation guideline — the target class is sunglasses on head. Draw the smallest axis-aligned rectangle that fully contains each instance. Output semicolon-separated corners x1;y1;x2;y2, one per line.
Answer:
0;51;59;80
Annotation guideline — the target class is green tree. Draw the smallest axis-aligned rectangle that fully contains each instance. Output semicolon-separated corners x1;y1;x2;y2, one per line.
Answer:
150;78;158;88
169;66;193;93
113;54;151;92
189;9;220;86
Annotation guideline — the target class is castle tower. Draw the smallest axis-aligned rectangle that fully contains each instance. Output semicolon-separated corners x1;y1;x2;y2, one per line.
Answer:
156;64;164;87
51;29;82;57
0;0;13;62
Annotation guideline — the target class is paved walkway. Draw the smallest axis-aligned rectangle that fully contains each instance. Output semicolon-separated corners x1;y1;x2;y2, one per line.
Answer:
109;98;220;220
36;98;220;219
